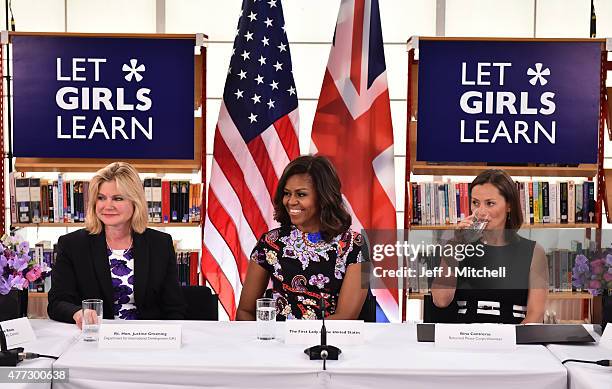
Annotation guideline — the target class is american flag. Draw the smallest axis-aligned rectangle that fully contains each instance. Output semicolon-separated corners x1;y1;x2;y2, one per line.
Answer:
202;0;300;319
311;0;399;322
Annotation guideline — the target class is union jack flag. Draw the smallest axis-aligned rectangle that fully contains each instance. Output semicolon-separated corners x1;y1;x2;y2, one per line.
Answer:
202;0;300;319
311;0;398;322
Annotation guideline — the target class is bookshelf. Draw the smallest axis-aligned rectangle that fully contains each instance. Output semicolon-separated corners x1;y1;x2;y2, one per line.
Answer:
410;223;598;230
13;223;200;228
403;37;608;323
1;33;208;298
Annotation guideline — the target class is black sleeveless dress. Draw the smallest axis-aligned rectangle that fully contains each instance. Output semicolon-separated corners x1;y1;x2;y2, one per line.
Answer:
453;235;535;324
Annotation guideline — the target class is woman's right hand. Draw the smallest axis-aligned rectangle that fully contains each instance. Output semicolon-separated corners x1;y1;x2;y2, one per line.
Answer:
72;309;99;329
457;212;477;230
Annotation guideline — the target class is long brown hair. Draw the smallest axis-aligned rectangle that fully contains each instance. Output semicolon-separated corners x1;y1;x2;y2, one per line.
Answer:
273;155;351;240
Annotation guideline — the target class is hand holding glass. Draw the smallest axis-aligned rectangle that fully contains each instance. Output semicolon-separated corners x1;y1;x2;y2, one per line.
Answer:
81;299;103;342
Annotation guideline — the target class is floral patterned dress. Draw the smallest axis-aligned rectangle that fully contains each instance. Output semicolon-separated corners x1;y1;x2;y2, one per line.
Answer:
251;225;365;320
108;247;139;320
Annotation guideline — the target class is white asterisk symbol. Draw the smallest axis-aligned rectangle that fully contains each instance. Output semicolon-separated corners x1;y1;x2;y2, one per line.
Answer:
122;59;146;82
527;63;550;86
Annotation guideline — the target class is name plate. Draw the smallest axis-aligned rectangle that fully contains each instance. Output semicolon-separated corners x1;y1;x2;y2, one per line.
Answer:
284;320;364;346
600;324;612;350
98;324;181;349
0;317;36;348
435;324;516;350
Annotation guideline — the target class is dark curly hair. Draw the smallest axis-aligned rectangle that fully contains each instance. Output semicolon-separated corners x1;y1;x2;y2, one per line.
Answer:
273;155;352;241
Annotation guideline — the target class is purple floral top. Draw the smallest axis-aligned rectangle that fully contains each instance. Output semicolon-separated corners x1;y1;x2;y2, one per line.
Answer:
108;247;139;320
251;225;365;320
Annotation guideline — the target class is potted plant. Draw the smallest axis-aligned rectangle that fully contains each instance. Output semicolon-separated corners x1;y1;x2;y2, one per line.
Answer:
0;235;51;321
572;253;612;329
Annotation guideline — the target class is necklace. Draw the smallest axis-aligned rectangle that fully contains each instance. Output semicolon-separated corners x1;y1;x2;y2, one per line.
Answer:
106;236;133;251
302;231;325;248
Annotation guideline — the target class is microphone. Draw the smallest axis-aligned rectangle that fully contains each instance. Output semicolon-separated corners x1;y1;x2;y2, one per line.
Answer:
0;323;24;367
304;296;341;369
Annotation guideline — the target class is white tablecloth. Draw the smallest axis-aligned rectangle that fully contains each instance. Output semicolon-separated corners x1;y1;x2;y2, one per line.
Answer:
52;321;567;389
2;319;79;389
546;326;612;389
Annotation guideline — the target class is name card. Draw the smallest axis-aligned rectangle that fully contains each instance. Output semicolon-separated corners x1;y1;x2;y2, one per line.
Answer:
600;324;612;350
285;320;364;346
98;324;181;349
435;324;516;350
0;317;36;348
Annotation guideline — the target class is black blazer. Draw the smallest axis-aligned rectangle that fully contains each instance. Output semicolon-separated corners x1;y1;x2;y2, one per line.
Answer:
47;228;186;323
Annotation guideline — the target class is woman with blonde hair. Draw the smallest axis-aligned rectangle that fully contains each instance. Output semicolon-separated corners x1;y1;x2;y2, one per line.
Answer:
48;162;185;326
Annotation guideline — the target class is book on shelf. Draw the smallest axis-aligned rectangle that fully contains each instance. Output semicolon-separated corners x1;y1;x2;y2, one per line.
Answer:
176;250;200;287
408;179;595;226
10;174;202;225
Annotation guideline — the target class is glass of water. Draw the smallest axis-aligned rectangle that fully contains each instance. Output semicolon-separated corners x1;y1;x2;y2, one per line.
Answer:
256;298;276;340
81;299;103;342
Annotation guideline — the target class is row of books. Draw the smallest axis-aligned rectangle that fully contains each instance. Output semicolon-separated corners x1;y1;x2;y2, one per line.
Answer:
405;241;596;294
176;250;200;287
11;175;90;224
9;173;203;225
409;180;596;226
26;240;201;291
143;179;202;224
28;241;56;292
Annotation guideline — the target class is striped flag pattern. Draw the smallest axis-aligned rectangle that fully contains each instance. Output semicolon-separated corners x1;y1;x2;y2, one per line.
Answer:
310;0;399;322
202;0;300;319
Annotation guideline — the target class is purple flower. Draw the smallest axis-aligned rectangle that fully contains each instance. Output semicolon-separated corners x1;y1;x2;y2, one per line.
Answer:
0;277;10;295
119;308;139;320
17;241;29;254
9;255;30;273
308;274;330;289
8;274;28;290
127;275;135;285
606;254;612;267
109;259;131;277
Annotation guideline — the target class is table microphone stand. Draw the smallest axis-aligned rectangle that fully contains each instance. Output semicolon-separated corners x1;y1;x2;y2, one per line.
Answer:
304;297;341;370
0;323;23;366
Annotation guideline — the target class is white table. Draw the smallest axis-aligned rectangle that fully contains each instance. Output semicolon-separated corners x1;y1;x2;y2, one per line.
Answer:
546;326;612;389
52;321;567;389
2;319;79;389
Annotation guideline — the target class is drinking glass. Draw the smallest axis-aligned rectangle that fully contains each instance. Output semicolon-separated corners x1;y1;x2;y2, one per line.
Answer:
81;299;103;342
256;298;276;340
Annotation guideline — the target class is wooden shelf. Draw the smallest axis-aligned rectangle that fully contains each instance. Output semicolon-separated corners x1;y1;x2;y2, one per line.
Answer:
13;222;200;228
411;162;597;177
410;223;597;230
407;291;592;300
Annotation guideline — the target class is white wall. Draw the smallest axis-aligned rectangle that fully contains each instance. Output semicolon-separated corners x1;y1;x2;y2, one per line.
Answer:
3;0;612;231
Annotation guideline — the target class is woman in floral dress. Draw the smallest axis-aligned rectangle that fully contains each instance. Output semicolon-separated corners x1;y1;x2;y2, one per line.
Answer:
236;156;367;320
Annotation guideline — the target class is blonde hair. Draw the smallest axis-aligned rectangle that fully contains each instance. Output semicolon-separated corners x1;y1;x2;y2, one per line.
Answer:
85;162;148;234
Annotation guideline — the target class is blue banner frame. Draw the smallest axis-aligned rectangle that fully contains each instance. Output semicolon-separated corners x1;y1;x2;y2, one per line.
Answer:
416;39;601;164
13;35;195;159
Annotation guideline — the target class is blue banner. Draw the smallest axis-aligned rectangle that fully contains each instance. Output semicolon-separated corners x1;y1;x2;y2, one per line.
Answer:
417;39;601;164
13;35;195;159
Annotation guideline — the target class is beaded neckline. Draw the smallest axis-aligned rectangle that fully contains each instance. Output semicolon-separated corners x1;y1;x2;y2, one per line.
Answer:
302;231;325;248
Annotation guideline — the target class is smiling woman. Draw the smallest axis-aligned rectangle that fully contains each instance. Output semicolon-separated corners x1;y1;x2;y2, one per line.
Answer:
47;162;186;326
236;155;368;321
